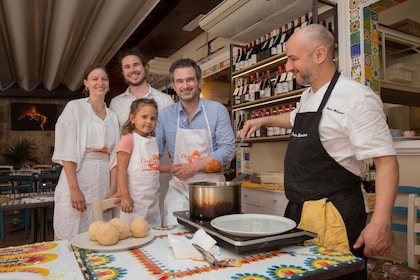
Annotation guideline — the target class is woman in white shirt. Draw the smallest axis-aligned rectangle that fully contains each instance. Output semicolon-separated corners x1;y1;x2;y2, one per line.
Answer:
52;64;120;240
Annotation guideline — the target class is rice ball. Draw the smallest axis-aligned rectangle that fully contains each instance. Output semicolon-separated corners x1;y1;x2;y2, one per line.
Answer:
88;220;105;241
96;222;119;246
109;218;130;240
130;218;149;238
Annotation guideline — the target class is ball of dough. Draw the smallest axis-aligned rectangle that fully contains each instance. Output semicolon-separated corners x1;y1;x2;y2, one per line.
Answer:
206;159;221;173
109;218;130;240
130;218;149;238
96;222;119;246
88;220;105;241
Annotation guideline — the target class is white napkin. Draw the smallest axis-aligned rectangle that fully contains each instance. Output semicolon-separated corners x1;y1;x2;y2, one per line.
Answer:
168;229;220;260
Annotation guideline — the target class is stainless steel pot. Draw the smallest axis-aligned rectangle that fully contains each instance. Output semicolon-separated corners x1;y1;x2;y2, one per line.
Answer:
189;181;241;219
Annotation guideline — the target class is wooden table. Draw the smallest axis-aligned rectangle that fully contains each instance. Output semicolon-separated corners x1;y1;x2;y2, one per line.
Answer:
0;192;54;243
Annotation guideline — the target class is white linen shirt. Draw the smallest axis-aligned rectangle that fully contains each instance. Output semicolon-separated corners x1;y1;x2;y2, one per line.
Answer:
109;84;174;127
52;98;120;171
290;74;396;176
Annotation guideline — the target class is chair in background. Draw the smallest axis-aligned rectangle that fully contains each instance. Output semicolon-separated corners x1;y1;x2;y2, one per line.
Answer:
0;174;34;242
38;173;59;191
92;197;120;221
37;173;59;235
33;164;54;174
407;193;420;270
0;165;13;175
13;168;41;175
390;186;420;266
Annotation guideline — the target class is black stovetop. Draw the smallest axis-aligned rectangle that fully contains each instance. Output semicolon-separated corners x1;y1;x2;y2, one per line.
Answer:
173;211;317;254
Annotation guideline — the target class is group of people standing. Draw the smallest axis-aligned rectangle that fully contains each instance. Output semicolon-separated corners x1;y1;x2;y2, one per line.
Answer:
52;49;235;239
51;24;398;280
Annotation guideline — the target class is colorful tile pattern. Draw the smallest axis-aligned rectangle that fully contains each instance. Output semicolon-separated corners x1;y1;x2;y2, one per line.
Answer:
347;0;407;93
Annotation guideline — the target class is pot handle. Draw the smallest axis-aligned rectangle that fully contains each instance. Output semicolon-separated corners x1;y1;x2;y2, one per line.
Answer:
231;173;246;183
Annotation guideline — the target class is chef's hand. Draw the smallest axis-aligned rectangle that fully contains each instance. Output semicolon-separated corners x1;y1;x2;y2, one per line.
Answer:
70;188;86;212
170;163;197;180
242;119;262;139
353;221;392;257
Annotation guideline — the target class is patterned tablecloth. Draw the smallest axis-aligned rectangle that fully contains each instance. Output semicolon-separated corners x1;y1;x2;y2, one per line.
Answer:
0;240;85;278
77;225;364;280
0;225;364;279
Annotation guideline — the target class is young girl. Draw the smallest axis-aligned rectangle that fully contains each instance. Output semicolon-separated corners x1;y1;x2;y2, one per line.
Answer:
117;98;161;226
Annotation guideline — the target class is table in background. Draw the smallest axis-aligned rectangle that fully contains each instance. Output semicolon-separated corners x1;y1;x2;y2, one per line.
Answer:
0;192;54;243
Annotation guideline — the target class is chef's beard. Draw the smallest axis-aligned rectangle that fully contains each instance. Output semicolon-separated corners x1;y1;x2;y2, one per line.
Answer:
126;75;146;87
295;66;318;86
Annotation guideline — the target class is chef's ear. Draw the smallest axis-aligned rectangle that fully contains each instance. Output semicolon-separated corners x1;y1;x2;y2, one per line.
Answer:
313;46;328;64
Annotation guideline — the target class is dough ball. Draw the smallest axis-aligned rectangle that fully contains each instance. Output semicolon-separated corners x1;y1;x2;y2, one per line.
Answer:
88;220;104;241
96;222;119;246
109;218;130;240
130;218;149;238
206;159;221;173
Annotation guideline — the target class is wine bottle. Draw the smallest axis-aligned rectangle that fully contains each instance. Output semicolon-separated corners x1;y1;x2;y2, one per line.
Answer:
294;16;302;32
267;30;277;58
249;40;258;66
259;33;270;61
285;71;295;92
271;26;282;56
301;12;311;28
281;23;291;53
277;24;287;54
234;48;241;71
328;21;334;37
233;78;241;105
242;78;249;103
274;66;284;95
248;74;255;101
279;105;286;136
243;44;251;68
254;72;261;100
238;46;247;70
263;70;273;97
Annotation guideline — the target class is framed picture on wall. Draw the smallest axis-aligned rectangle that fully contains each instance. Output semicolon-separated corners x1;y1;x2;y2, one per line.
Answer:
10;103;58;131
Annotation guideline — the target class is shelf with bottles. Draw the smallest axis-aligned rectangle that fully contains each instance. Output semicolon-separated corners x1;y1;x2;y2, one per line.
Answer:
233;101;298;141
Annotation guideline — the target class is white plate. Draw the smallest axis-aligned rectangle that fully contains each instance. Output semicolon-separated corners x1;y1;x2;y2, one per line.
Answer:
210;214;296;237
70;232;153;252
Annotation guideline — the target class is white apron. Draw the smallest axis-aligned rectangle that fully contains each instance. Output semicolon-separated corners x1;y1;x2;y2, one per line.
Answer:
163;105;224;225
54;108;113;240
119;133;161;227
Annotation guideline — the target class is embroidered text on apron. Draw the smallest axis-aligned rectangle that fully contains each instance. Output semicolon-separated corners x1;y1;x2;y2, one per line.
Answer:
120;133;161;227
284;71;366;260
163;104;224;225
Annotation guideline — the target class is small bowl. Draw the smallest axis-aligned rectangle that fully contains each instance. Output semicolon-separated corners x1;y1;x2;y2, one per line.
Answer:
403;130;416;137
390;129;403;137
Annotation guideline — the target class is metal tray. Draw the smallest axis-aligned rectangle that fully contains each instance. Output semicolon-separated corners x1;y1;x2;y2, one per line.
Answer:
173;211;317;254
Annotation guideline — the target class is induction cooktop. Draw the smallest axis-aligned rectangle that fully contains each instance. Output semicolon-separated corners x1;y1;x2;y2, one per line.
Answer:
173;211;317;254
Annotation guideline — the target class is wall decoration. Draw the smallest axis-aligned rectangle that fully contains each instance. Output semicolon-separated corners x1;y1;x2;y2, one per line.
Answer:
11;103;58;131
